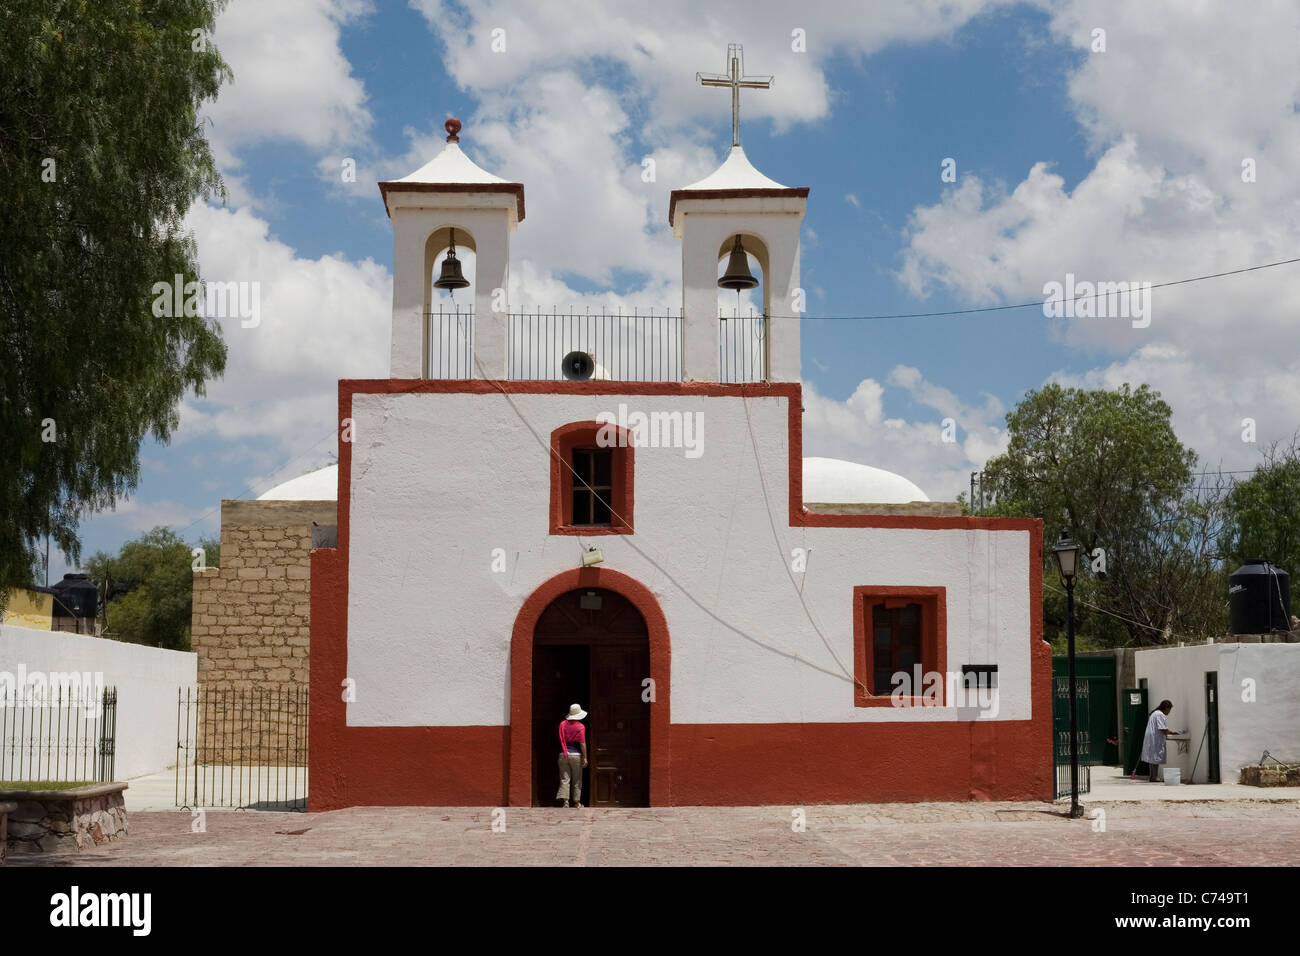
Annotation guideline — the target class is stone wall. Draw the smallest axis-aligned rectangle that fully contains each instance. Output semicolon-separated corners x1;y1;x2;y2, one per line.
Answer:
190;499;334;764
191;499;335;691
2;784;128;854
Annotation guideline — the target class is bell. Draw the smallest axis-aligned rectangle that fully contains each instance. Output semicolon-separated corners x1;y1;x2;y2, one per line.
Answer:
718;234;758;290
434;229;470;290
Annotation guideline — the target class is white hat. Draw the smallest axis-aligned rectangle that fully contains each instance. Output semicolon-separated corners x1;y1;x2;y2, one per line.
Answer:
565;703;587;721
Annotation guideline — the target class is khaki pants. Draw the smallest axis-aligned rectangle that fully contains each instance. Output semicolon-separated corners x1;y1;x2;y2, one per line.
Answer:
557;752;583;804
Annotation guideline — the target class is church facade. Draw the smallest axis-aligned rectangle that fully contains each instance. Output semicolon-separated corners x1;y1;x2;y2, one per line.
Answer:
310;104;1050;809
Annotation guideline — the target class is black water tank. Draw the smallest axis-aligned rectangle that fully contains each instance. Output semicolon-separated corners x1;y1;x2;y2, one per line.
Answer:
1229;560;1292;634
51;573;99;619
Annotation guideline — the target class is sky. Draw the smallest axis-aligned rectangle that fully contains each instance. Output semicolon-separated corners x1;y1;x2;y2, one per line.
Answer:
52;0;1300;579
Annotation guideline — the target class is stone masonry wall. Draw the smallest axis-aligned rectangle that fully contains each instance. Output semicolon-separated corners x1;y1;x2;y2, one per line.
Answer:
190;499;334;764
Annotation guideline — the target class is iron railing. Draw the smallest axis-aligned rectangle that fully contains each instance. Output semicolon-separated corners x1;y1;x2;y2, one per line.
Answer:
425;306;769;382
175;686;308;811
1052;676;1091;799
0;684;117;784
510;309;683;382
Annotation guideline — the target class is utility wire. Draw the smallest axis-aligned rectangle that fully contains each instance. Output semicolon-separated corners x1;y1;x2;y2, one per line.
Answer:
763;256;1300;321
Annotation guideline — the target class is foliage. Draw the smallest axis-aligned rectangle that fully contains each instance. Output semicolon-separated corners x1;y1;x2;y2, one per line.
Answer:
84;527;211;649
0;0;230;607
1222;436;1300;576
982;383;1226;646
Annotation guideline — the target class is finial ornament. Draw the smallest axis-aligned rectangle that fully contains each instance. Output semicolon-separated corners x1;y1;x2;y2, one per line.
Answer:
696;43;773;147
445;117;462;143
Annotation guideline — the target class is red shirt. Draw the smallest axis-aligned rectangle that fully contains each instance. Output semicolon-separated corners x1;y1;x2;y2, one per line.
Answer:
559;719;586;755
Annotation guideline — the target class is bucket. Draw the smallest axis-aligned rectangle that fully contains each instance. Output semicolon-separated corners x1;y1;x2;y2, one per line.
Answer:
1164;768;1182;785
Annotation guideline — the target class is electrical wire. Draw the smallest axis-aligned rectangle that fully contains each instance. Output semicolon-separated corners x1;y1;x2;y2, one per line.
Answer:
763;256;1300;321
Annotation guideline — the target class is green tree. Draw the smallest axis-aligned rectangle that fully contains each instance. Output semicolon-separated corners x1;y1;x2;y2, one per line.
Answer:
85;527;212;649
0;0;230;608
982;383;1223;646
1222;437;1300;576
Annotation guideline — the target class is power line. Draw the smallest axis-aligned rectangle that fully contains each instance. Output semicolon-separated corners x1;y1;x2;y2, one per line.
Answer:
764;255;1300;321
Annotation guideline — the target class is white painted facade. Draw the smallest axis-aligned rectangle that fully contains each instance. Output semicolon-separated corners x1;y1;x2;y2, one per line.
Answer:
0;623;197;780
1135;642;1300;782
344;389;1032;727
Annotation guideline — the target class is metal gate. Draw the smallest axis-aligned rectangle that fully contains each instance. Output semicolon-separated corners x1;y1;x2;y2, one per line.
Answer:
175;686;307;810
0;684;117;783
1052;676;1091;798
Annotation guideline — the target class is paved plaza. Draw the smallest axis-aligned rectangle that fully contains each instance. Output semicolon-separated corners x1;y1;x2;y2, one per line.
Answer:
9;796;1299;866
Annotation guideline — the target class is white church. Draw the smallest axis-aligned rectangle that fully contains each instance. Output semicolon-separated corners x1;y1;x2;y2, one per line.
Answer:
308;53;1050;808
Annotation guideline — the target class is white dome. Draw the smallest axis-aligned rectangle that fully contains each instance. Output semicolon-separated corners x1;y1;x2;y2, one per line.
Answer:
257;464;338;501
254;458;926;505
802;457;929;504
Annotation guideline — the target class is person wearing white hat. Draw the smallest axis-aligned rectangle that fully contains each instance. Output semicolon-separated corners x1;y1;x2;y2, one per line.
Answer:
556;703;588;808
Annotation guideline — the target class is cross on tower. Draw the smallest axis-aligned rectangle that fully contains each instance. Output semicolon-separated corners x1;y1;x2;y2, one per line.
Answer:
696;43;773;148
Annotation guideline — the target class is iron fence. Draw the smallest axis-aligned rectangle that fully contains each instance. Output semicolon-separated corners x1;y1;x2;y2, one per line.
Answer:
509;309;683;382
0;684;117;784
718;310;768;384
1052;676;1091;799
425;306;769;382
175;686;307;811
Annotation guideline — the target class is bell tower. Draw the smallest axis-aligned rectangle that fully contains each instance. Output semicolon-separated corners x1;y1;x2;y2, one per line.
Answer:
378;118;525;379
670;45;809;382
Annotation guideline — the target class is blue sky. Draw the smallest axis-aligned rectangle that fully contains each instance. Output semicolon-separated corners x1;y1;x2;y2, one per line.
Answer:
50;0;1300;580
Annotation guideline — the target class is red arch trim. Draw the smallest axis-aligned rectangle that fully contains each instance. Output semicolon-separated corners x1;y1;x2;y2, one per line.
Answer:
508;567;671;806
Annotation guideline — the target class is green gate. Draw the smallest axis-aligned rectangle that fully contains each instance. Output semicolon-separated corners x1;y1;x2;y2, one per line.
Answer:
1052;676;1091;798
1052;654;1118;764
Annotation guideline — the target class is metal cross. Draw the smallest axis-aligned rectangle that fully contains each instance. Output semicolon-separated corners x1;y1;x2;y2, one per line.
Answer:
696;43;773;147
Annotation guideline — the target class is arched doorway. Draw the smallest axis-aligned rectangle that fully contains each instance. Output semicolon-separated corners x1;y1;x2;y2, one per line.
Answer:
509;567;671;807
531;587;649;807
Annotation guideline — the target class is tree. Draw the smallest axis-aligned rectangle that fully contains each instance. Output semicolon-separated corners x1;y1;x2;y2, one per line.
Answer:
982;383;1223;646
0;0;230;608
85;527;214;649
1222;436;1300;576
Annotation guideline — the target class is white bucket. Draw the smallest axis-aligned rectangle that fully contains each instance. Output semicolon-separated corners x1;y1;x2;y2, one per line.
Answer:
1164;768;1182;785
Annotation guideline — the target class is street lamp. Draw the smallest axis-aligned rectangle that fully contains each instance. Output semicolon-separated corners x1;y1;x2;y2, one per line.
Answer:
1052;531;1083;819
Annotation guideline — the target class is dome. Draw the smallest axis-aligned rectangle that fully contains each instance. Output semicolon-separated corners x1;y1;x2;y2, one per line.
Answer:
802;457;929;504
257;464;338;501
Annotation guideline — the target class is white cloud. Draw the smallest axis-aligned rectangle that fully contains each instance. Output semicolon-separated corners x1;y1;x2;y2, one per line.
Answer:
897;0;1300;469
801;370;1007;501
203;0;375;176
178;202;391;455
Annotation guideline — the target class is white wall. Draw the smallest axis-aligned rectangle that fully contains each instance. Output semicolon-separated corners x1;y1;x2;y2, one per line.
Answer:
1216;643;1300;777
1134;643;1219;782
0;624;196;780
345;390;1034;728
1135;642;1300;783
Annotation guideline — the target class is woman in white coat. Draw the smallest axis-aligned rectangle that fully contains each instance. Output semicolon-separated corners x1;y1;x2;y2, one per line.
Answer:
1140;700;1178;782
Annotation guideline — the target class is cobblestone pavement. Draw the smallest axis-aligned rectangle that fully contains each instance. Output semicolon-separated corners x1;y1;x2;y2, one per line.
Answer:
9;799;1299;866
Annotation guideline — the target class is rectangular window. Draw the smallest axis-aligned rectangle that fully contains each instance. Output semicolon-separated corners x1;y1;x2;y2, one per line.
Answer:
853;587;946;707
570;448;613;526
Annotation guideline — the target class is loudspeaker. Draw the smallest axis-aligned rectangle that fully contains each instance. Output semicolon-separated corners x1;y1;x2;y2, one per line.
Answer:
562;351;596;381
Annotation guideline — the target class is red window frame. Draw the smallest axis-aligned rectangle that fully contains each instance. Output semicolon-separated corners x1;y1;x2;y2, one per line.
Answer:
549;421;635;535
852;586;946;707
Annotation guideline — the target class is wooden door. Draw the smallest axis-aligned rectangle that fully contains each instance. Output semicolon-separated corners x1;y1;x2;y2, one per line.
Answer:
532;587;650;807
590;642;649;807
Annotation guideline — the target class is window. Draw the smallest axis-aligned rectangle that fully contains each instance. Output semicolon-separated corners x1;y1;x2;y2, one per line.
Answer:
852;587;946;707
549;422;634;535
571;448;613;526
